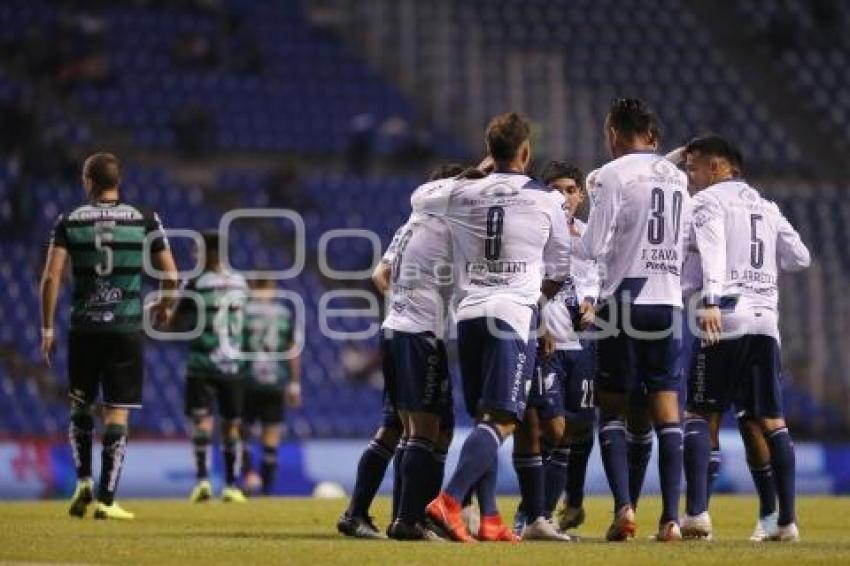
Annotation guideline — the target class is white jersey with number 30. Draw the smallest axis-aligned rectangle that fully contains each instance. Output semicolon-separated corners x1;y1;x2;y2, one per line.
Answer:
578;152;690;306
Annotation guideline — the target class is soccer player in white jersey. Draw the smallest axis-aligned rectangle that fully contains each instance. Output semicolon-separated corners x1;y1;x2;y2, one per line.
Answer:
424;113;572;543
337;164;464;540
378;168;461;541
680;135;810;542
511;162;598;538
577;98;690;542
587;163;657;512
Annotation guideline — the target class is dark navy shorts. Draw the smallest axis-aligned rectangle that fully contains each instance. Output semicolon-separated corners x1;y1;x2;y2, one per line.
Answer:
457;313;538;420
528;345;596;423
382;331;454;421
687;334;784;418
595;303;682;396
676;307;699;383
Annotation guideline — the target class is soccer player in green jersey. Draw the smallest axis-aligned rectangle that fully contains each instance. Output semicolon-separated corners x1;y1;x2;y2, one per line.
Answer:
40;152;179;520
240;277;301;495
173;231;249;503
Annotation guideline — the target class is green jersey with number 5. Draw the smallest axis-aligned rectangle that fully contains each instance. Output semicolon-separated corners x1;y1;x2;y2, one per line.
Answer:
50;200;168;333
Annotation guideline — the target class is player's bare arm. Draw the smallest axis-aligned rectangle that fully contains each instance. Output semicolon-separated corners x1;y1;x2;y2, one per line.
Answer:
39;244;68;367
149;248;180;328
371;260;391;296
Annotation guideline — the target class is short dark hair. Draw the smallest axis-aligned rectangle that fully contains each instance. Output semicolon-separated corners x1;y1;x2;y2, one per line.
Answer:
201;230;220;255
485;112;531;162
83;152;121;193
540;161;584;188
428;163;465;181
685;134;744;171
606;98;661;141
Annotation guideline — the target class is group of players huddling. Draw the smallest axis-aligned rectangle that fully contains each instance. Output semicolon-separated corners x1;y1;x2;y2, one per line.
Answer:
338;98;810;543
40;154;301;519
38;97;809;543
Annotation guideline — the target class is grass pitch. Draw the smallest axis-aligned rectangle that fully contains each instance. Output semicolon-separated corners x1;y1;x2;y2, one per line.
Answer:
1;496;848;565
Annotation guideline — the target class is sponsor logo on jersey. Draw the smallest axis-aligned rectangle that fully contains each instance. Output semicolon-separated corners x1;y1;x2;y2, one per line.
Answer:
479;182;520;198
739;187;759;202
85;280;124;307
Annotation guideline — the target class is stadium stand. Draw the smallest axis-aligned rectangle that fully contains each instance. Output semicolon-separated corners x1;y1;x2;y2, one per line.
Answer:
0;0;412;153
320;0;805;174
0;0;848;442
736;0;850;154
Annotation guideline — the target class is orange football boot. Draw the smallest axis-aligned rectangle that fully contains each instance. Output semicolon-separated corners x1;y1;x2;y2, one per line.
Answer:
425;492;476;543
478;514;519;542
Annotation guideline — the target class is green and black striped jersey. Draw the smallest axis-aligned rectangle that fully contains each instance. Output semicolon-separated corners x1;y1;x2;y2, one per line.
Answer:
50;200;168;333
243;298;295;389
177;269;248;378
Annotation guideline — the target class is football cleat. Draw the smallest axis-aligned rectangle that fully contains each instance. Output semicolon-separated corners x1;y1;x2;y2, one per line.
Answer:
557;505;586;531
425;492;476;543
605;505;636;542
336;514;386;539
478;514;519;542
68;478;94;518
189;479;213;503
222;486;247;503
768;522;800;542
93;501;135;520
521;517;573;542
654;521;683;542
387;519;444;541
681;512;713;540
749;512;778;542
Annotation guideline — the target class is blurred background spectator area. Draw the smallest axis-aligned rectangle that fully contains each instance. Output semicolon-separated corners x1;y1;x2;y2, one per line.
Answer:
0;0;848;440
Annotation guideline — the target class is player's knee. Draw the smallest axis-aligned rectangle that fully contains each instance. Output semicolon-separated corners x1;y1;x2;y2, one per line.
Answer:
70;403;95;429
480;411;516;438
409;412;441;440
375;425;402;448
262;426;281;446
102;406;129;426
758;417;787;435
542;417;565;446
221;419;241;439
649;391;680;424
193;415;213;432
436;428;453;451
738;416;771;465
599;388;628;410
569;421;594;444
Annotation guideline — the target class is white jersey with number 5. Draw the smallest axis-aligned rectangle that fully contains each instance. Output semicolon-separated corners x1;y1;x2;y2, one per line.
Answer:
691;179;810;340
578;152;690;306
418;172;571;339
